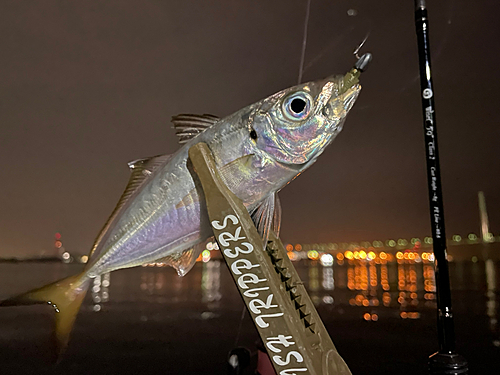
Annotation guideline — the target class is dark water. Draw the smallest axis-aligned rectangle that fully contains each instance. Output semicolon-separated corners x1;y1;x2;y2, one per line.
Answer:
0;260;499;374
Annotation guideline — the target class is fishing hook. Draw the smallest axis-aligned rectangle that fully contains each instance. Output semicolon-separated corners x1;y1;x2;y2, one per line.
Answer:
353;32;370;60
353;33;372;72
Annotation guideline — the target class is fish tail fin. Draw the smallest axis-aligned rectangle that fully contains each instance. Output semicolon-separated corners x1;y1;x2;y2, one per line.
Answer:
0;273;91;358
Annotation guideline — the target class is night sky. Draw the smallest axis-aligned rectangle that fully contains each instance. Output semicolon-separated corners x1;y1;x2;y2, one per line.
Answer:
1;1;499;257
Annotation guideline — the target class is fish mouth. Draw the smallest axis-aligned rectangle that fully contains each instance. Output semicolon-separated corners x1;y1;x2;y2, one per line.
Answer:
320;78;361;129
340;84;361;113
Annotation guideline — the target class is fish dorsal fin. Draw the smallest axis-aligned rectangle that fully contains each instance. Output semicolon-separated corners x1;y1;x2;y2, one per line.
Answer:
172;114;219;144
89;154;172;256
251;193;282;246
156;241;208;276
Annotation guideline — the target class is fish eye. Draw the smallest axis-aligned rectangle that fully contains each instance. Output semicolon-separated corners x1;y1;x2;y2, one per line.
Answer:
282;91;313;121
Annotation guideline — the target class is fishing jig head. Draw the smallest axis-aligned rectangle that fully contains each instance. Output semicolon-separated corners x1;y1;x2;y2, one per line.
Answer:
339;36;373;95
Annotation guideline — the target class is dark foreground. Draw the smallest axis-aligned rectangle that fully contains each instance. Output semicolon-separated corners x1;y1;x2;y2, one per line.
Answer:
0;260;499;374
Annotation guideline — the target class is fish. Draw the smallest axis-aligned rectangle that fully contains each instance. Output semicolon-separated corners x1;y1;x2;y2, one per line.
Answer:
0;63;364;356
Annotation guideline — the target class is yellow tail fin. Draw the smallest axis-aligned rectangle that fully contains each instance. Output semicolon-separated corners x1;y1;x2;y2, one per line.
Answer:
0;273;90;358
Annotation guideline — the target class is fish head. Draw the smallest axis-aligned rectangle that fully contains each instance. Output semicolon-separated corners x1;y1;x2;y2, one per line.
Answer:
252;74;361;167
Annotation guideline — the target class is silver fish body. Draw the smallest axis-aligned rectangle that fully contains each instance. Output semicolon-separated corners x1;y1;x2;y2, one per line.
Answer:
0;69;364;355
86;75;361;278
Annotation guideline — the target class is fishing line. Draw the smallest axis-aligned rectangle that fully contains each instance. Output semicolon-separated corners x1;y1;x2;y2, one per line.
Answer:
302;26;356;74
297;0;311;84
353;32;370;60
233;305;246;347
299;1;454;98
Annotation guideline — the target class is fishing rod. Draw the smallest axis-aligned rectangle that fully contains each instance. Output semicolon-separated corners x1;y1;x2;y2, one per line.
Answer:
413;1;468;373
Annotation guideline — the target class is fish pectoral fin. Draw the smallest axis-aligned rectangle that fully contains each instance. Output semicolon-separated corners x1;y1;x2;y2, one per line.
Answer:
0;273;91;360
156;241;208;277
218;154;255;192
251;193;282;246
172;114;220;144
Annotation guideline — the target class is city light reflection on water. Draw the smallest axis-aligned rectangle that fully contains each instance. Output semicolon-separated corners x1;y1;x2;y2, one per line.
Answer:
0;253;498;354
0;255;499;375
485;259;500;347
88;255;496;330
91;272;110;312
201;261;222;306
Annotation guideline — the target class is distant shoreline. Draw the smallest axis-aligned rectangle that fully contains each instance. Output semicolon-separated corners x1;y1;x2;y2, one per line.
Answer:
0;257;63;263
